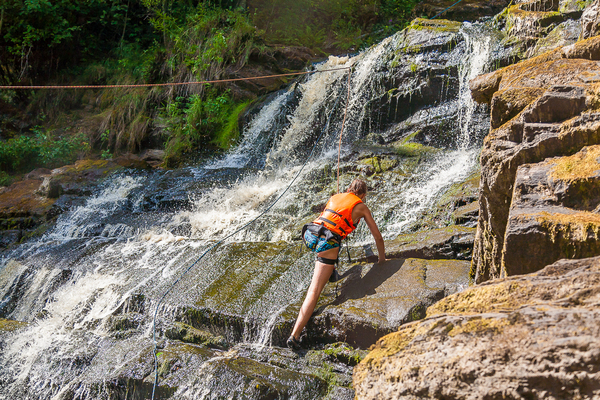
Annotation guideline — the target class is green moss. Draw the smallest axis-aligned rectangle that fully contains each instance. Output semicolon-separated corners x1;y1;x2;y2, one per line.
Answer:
447;317;509;337
359;156;398;173
548;146;600;182
212;101;251;150
322;342;367;366
0;318;27;333
406;18;461;33
394;142;437;158
165;322;228;349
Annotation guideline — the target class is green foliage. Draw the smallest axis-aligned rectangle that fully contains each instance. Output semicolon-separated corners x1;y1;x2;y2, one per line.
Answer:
213;100;250;149
249;0;420;51
0;171;12;187
0;0;422;170
162;88;248;166
0;127;90;172
0;0;155;85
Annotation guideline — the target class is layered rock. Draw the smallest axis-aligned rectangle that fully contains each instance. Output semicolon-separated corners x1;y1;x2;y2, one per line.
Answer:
470;34;600;282
353;256;600;399
502;146;600;275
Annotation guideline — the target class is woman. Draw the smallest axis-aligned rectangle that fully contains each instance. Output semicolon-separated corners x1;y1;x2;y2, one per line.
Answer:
287;179;386;349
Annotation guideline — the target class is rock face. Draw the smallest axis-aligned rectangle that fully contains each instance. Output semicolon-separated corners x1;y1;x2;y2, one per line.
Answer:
353;256;600;400
502;146;600;275
0;158;154;250
470;34;600;282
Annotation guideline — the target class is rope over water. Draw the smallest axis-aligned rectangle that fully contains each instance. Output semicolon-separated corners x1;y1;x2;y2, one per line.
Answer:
150;66;353;400
0;67;351;90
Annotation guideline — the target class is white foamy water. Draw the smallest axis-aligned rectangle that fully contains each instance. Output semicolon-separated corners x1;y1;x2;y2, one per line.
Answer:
0;22;503;400
207;89;294;169
382;148;479;235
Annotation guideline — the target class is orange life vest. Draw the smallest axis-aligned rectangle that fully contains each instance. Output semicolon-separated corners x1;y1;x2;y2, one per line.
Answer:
313;192;362;239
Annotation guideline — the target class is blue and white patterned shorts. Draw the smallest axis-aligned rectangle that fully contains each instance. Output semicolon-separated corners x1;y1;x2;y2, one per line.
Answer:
303;229;341;253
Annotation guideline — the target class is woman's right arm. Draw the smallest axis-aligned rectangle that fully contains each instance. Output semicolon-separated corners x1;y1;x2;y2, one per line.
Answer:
355;204;386;263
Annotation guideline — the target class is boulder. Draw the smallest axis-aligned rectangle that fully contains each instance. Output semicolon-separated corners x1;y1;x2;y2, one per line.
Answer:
501;145;600;275
470;36;600;106
302;258;470;348
155;240;470;349
354;256;600;400
385;226;476;260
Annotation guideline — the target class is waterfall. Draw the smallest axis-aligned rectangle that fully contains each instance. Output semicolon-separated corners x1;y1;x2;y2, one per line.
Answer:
0;21;502;400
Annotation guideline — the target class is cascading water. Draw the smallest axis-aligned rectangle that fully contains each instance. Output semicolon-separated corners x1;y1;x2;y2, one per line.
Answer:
0;21;502;400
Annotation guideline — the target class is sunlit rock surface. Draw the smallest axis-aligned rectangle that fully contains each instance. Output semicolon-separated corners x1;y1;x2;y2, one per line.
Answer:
353;256;600;399
470;35;600;282
502;146;600;275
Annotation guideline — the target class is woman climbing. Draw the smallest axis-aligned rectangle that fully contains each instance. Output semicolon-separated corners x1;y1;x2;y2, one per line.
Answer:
287;179;386;349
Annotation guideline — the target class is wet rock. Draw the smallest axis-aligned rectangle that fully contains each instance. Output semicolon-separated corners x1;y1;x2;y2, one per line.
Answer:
386;226;476;260
504;6;566;39
207;342;362;398
0;318;27;334
112;153;152;170
165;322;228;349
140;149;165;167
526;19;582;58
0;259;73;319
179;353;328;399
581;0;600;38
560;0;593;15
0;318;27;352
304;258;470;347
501;146;600;276
47;194;87;218
155;240;470;350
0;179;55;219
49;159;123;196
0;230;21;249
354;256;600;400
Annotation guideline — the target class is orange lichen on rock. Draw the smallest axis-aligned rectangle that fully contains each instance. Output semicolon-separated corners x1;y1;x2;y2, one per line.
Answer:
0;180;55;217
547;145;600;181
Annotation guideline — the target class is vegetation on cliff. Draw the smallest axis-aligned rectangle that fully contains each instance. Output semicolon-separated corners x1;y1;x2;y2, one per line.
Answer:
0;0;419;180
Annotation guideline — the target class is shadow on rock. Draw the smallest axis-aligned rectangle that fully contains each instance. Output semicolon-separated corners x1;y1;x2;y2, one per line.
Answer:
333;259;406;305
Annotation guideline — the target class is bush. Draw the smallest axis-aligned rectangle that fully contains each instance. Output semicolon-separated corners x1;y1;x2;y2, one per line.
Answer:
0;127;90;173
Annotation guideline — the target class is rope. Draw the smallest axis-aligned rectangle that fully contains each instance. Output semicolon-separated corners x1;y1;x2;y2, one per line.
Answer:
150;67;351;400
0;67;350;90
336;68;353;194
430;0;466;19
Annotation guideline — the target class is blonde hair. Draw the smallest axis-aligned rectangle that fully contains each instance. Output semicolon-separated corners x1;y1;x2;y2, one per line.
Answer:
347;179;367;196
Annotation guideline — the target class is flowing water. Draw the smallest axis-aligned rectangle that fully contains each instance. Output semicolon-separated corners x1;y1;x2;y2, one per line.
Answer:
0;22;502;399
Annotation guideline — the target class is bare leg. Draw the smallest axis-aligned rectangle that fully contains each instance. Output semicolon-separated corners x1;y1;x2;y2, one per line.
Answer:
290;247;339;340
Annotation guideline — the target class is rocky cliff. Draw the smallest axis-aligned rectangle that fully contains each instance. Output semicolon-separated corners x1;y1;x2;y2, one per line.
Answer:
354;0;600;398
354;255;600;399
471;18;600;282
